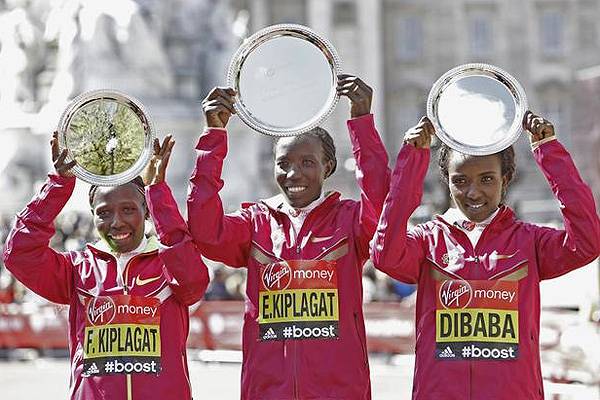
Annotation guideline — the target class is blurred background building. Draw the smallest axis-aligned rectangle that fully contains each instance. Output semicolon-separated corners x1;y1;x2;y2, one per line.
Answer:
1;0;599;220
1;0;599;302
240;0;600;222
0;1;599;396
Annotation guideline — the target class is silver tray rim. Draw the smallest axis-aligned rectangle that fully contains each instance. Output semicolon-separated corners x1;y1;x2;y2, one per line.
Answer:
227;23;342;137
426;63;528;155
57;89;155;186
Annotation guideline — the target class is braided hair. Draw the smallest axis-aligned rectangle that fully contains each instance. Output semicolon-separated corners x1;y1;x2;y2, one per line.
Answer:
437;144;516;200
88;176;146;209
274;126;337;178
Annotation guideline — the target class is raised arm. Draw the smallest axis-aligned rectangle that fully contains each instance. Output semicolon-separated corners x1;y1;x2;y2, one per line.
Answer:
1;132;76;304
337;75;391;255
523;112;600;279
186;88;252;267
144;136;209;305
371;118;432;283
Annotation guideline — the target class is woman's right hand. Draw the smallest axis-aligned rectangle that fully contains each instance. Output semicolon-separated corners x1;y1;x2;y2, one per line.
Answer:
51;131;76;178
202;87;237;128
403;117;434;149
143;135;175;186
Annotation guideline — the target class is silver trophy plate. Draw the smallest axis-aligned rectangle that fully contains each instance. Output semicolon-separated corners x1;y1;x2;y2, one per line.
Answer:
427;63;528;155
57;90;155;186
227;24;341;136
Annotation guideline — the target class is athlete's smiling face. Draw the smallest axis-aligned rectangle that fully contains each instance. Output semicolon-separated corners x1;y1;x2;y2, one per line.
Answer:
274;136;333;209
92;184;147;253
447;150;507;223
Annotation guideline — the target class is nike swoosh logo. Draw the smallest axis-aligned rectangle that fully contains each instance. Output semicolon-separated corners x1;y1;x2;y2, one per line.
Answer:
311;235;334;243
490;251;519;260
135;274;163;286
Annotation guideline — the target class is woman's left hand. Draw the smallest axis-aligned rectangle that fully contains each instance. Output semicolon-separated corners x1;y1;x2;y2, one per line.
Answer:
337;74;372;118
143;135;175;185
523;111;555;144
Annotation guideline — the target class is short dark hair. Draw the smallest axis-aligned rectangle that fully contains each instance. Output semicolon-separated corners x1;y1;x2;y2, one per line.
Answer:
88;176;146;209
437;144;516;194
274;127;337;178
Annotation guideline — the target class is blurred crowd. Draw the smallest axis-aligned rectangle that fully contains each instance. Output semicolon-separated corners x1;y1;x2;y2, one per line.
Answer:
0;211;415;305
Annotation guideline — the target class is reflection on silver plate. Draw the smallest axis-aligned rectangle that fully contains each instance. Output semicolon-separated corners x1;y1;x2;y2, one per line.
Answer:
227;24;341;136
427;63;527;155
57;90;154;186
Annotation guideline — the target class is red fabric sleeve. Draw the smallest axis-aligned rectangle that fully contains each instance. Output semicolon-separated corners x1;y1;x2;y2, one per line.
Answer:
532;140;600;279
146;182;209;305
2;174;75;304
186;128;253;267
370;144;429;283
346;114;391;259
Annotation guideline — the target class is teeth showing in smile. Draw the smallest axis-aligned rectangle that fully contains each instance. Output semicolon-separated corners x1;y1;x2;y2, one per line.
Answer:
288;187;306;193
110;233;131;240
468;204;484;209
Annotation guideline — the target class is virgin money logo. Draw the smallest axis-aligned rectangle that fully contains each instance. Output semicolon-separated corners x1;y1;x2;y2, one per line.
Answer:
439;280;473;309
87;296;116;326
262;263;292;291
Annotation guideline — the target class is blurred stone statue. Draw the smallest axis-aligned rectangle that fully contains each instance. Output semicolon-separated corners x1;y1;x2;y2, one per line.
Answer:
0;3;37;112
44;0;174;100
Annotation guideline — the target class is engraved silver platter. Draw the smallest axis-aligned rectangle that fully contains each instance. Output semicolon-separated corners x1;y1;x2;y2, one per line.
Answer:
57;90;155;186
427;63;528;155
227;24;341;136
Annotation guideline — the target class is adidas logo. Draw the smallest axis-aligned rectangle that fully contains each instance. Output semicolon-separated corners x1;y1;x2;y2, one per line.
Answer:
84;362;100;376
439;346;455;358
262;328;277;340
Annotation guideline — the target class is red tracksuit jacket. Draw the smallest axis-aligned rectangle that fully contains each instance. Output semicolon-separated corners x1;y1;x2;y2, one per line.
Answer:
2;175;209;400
371;140;600;400
187;114;390;399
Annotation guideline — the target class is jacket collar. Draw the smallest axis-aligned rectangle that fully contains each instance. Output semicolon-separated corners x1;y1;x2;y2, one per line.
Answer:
87;235;160;257
260;191;341;214
435;205;515;231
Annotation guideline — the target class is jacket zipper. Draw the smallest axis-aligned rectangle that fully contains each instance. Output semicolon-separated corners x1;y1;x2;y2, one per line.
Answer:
121;255;133;400
441;211;504;270
293;341;299;399
473;224;492;257
286;193;335;256
469;359;473;399
120;252;154;400
281;194;336;398
98;248;157;400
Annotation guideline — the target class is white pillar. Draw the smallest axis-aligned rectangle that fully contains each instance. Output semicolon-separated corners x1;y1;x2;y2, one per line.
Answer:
307;0;332;37
357;0;384;134
250;0;268;31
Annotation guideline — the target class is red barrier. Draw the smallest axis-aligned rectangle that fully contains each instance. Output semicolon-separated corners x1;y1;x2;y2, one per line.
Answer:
0;289;14;304
0;301;416;353
0;303;69;349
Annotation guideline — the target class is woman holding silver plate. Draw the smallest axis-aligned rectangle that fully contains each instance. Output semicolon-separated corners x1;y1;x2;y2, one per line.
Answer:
371;64;600;399
187;72;390;399
2;92;210;399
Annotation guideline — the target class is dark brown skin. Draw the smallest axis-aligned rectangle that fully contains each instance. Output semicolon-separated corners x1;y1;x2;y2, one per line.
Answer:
201;74;374;208
92;184;147;253
52;131;175;185
142;135;175;185
51;131;76;178
274;135;334;209
336;74;372;118
447;151;507;223
202;74;373;128
51;131;174;253
403;116;434;149
522;111;555;144
403;111;556;222
403;111;554;150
